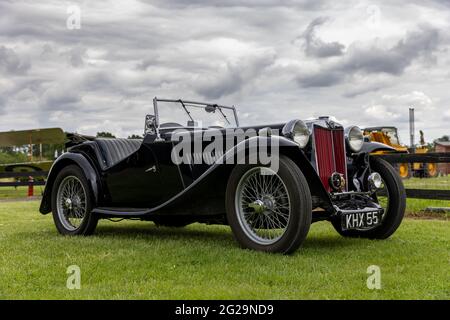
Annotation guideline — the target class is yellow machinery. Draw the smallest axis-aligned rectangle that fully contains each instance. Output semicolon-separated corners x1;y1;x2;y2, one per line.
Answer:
363;127;438;178
415;130;438;177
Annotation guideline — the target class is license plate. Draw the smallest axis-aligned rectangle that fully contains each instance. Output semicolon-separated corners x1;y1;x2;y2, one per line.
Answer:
341;211;382;230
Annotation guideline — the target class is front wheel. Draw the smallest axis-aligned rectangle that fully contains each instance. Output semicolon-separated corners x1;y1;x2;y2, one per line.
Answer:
51;165;98;235
225;155;312;254
332;157;406;239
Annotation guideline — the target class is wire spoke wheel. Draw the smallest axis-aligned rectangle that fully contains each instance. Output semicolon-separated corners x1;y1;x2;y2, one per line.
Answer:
235;167;291;245
56;176;87;231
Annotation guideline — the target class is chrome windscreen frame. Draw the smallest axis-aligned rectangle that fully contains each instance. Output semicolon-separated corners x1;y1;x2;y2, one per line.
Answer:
151;97;240;139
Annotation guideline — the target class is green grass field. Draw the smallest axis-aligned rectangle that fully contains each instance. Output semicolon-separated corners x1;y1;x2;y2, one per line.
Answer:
403;175;449;190
402;176;449;218
0;201;448;300
0;186;45;199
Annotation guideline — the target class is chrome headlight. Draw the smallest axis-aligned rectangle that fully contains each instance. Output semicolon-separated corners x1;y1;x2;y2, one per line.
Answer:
368;172;383;191
282;120;311;148
345;126;364;152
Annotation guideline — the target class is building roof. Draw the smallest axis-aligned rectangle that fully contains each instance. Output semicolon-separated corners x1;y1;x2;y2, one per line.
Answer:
435;140;450;147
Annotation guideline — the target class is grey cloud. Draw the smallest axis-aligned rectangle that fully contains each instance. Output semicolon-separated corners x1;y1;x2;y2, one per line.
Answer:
195;70;243;100
0;2;171;55
0;46;30;75
0;0;448;140
80;71;116;92
194;53;276;99
297;25;441;88
0;96;5;115
41;86;82;110
66;47;87;68
403;0;450;8
78;69;164;98
345;26;440;75
135;53;160;71
301;17;345;58
343;84;384;98
145;0;327;9
297;70;342;88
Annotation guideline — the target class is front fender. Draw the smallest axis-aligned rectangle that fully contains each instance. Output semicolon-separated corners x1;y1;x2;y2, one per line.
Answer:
359;141;396;154
157;135;333;215
39;152;100;214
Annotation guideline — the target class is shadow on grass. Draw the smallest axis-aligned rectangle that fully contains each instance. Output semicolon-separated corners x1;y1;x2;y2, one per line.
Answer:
14;220;364;254
92;223;359;252
303;235;359;250
95;223;233;243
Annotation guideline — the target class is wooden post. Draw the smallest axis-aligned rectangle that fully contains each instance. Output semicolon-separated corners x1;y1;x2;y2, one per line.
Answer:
29;134;33;162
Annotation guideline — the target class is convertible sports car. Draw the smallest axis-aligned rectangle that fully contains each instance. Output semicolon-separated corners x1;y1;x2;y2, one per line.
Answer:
39;98;406;254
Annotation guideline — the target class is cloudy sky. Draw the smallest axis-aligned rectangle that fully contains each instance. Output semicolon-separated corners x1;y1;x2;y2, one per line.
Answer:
1;0;449;142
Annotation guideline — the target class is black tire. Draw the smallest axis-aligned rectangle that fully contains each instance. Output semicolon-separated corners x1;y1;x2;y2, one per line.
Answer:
226;155;312;254
332;157;406;239
51;165;98;235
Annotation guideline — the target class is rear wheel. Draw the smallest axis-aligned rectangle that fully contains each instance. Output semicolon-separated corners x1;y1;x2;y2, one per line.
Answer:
51;165;98;235
425;163;438;178
397;163;411;179
332;157;406;239
226;155;312;254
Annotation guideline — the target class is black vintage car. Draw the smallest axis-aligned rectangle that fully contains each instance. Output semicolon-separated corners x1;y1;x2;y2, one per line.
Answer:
40;98;406;254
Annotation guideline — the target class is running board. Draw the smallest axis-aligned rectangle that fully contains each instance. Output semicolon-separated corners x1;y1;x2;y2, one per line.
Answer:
92;207;153;216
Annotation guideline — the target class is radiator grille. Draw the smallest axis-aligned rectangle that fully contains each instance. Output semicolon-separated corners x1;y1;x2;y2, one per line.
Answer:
313;126;347;192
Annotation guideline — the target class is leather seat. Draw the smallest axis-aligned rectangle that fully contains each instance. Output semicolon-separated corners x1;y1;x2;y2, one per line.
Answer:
95;138;142;168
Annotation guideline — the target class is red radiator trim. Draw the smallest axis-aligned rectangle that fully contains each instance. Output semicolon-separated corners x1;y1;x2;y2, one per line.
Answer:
333;129;347;188
314;127;335;191
314;126;347;192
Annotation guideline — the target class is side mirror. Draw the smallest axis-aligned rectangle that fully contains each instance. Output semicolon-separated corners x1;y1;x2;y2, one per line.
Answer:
205;105;216;113
144;115;156;134
187;120;199;127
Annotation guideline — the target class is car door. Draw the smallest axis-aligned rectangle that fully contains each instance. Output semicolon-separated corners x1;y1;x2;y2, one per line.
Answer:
104;133;185;208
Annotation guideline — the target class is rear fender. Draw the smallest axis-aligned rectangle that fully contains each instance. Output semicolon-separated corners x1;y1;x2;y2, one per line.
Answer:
39;152;101;214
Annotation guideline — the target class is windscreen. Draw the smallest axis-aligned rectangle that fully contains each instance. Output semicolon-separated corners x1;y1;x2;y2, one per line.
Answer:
156;101;237;128
382;128;400;145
